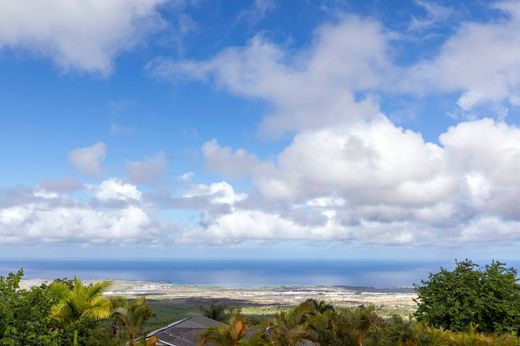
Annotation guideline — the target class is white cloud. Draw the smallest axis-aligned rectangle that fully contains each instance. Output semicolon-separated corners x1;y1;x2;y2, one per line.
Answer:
143;9;520;246
177;207;437;246
235;0;276;26
149;4;520;119
68;142;106;177
409;0;454;31
204;115;454;205
90;178;142;201
0;0;168;75
9;6;519;247
177;171;194;181
195;117;520;245
148;15;390;136
185;181;246;205
0;184;164;244
405;1;520;109
440;118;520;219
126;152;168;184
145;11;520;246
0;204;157;244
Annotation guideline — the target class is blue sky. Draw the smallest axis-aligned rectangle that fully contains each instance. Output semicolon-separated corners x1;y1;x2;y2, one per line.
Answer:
2;0;520;259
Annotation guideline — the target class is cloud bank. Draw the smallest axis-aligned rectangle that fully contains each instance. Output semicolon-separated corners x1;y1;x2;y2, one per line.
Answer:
149;7;520;246
4;2;520;248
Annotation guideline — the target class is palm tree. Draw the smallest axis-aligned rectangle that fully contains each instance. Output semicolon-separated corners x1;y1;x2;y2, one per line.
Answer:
49;277;112;346
261;302;316;346
303;299;335;314
334;306;384;346
112;297;156;345
197;312;250;346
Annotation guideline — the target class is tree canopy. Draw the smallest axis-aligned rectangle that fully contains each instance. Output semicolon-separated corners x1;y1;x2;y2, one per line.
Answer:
414;259;520;333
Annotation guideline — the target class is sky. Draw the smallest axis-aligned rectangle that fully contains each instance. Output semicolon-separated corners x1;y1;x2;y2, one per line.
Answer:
1;0;520;259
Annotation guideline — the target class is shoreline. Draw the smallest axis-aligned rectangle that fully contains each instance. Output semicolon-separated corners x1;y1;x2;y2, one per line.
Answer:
20;278;417;316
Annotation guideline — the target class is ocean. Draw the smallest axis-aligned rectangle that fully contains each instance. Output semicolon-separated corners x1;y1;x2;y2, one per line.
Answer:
1;259;518;288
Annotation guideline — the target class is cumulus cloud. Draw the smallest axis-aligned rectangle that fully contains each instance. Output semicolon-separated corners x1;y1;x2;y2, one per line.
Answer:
0;0;168;75
405;1;520;109
148;15;390;135
89;178;142;201
440;118;520;219
146;10;520;246
7;5;520;247
0;182;164;244
126;152;168;184
68;142;106;176
191;117;520;245
203;116;454;204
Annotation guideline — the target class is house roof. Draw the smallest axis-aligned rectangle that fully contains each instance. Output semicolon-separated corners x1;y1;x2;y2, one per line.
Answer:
147;315;226;346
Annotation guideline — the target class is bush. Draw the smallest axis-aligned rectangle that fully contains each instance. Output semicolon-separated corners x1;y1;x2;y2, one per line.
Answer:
0;269;62;345
414;260;520;333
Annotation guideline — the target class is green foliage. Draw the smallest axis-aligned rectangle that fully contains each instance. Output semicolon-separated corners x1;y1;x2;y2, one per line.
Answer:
202;300;520;346
201;302;230;322
112;296;156;345
414;260;520;333
4;260;520;346
49;277;113;346
0;270;162;346
0;269;61;345
197;311;250;346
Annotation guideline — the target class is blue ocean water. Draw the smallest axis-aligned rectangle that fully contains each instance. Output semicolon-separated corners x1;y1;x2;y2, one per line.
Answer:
0;259;518;288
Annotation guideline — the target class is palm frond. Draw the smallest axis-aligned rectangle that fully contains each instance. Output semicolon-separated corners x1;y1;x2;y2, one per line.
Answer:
48;282;72;300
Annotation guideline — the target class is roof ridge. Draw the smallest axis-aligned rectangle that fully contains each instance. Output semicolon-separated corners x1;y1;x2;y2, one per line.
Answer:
146;317;190;337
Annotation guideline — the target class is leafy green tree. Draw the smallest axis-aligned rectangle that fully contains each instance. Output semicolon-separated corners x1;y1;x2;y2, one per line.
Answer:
49;277;113;346
112;297;156;345
0;269;61;345
414;260;520;333
201;303;230;322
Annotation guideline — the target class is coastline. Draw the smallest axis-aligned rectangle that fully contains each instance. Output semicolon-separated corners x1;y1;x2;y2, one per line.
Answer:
20;279;417;317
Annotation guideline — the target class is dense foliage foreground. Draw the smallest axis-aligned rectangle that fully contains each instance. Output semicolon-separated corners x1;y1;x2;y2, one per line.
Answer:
1;260;520;345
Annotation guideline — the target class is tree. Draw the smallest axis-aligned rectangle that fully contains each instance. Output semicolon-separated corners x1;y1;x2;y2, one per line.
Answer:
49;277;113;346
414;260;520;333
0;269;61;345
112;297;156;345
260;302;316;345
201;303;229;322
333;306;385;346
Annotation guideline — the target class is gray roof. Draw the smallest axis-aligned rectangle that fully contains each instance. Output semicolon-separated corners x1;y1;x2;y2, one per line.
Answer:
147;315;226;346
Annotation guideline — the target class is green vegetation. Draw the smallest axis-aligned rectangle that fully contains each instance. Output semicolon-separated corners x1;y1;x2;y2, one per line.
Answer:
414;259;520;333
0;271;155;345
1;260;520;345
49;277;113;346
111;297;156;345
198;311;250;346
198;300;520;346
201;302;230;322
0;269;60;345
